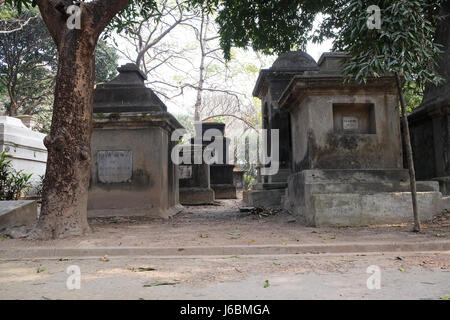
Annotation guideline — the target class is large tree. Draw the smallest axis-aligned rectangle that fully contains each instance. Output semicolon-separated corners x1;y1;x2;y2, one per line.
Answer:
0;7;55;116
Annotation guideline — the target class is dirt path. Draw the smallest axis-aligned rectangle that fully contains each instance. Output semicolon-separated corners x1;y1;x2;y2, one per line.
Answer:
1;197;449;249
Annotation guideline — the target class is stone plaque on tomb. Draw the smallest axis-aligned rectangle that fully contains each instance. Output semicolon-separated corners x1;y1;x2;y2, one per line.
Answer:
179;165;192;179
343;116;359;131
97;151;133;183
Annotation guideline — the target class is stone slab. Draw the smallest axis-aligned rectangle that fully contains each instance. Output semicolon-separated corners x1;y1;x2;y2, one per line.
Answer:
211;184;237;199
243;188;286;208
309;191;442;227
287;170;443;227
179;188;215;205
0;200;37;228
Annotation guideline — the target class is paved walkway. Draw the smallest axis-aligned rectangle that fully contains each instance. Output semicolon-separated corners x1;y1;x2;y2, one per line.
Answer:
0;252;449;299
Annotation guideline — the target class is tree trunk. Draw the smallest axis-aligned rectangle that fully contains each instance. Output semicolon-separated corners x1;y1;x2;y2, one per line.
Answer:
194;10;207;122
395;73;421;232
32;30;96;239
26;0;132;239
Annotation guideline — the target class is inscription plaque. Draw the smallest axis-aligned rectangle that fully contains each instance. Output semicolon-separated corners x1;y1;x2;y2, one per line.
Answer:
179;165;193;179
97;151;133;183
343;116;359;130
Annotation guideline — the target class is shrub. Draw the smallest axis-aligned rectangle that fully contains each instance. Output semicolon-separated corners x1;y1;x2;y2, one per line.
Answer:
0;151;33;200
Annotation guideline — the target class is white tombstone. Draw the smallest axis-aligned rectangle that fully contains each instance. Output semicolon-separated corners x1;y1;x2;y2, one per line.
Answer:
0;116;47;196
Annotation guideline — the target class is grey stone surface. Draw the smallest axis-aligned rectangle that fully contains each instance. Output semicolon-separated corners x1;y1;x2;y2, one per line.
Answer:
243;188;286;208
88;64;183;219
97;151;133;184
286;170;442;227
0;200;37;229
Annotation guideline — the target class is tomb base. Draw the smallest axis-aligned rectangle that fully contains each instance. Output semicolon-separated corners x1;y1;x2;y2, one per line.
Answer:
210;164;237;199
179;187;215;205
433;176;450;196
211;184;237;199
286;169;442;227
243;187;286;208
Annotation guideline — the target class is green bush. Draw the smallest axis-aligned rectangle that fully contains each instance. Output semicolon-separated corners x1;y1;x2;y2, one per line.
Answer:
0;151;33;200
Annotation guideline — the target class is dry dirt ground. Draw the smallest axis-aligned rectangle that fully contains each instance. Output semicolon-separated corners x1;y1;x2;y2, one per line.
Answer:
0;252;449;299
0;195;449;249
0;194;449;299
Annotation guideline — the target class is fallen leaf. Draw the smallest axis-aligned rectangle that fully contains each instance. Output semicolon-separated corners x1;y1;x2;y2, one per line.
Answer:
248;240;255;244
58;258;69;262
226;255;240;259
135;242;144;246
396;256;405;261
127;266;156;272
398;267;405;272
295;237;300;242
273;260;280;265
99;256;110;262
143;281;178;287
227;232;240;239
199;234;209;238
37;266;46;273
282;242;287;246
264;280;270;288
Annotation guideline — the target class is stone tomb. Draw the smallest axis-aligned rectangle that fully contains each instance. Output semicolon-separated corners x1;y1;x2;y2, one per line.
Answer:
279;52;441;227
244;51;318;207
203;122;237;199
88;63;183;218
178;143;215;205
0;116;47;197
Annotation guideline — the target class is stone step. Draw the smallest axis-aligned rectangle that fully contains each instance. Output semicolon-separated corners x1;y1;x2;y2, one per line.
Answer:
0;200;37;229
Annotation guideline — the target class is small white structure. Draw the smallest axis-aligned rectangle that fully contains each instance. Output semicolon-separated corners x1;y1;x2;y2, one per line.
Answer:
0;116;47;196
